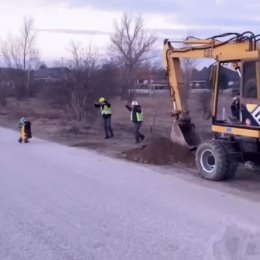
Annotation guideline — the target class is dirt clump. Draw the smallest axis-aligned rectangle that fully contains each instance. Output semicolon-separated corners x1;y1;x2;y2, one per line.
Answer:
122;136;196;168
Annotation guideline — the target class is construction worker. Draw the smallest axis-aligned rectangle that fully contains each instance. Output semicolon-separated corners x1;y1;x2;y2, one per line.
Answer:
18;117;32;143
231;92;240;121
94;97;114;139
126;100;145;143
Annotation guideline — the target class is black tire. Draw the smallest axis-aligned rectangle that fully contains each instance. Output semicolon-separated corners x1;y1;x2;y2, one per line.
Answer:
223;145;240;180
224;162;238;180
196;140;228;181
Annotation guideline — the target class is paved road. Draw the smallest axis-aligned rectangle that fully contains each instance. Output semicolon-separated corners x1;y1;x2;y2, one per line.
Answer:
0;127;260;260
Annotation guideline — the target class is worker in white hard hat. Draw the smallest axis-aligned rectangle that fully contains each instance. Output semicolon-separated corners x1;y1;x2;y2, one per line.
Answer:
126;100;145;143
94;97;114;139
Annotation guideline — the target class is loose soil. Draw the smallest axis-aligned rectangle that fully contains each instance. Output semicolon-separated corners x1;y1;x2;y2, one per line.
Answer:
122;136;196;168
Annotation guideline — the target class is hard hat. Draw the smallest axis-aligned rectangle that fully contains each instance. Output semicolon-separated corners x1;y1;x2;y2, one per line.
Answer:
131;100;138;106
99;97;106;103
20;117;26;124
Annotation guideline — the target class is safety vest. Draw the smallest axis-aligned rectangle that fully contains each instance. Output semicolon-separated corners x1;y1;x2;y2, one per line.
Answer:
101;105;111;115
130;111;144;122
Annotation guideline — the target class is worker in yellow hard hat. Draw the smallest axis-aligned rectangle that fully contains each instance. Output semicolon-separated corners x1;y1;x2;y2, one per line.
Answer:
94;97;114;139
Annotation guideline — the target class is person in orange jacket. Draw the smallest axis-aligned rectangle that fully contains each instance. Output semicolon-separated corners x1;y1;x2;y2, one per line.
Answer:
18;117;32;143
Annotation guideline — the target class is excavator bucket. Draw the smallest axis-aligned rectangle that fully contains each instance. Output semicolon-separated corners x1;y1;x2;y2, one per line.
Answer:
170;120;201;150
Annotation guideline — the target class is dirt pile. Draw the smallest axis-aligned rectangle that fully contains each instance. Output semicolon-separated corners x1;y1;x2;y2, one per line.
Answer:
122;137;196;168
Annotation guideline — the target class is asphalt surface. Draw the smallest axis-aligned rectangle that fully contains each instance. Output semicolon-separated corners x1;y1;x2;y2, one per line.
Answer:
0;127;260;260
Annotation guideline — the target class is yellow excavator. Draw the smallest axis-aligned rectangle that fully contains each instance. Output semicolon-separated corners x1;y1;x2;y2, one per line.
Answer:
163;32;260;181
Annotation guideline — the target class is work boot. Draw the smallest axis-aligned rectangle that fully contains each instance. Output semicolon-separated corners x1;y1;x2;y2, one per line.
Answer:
105;136;109;139
140;135;145;141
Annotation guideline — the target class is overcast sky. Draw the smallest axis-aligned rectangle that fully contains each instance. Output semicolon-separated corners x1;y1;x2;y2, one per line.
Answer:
0;0;260;65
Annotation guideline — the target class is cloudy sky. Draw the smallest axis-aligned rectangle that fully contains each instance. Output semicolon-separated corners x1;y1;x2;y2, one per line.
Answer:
0;0;260;65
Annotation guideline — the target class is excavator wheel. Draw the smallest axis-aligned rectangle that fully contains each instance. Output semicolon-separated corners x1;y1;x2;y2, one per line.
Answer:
196;140;238;181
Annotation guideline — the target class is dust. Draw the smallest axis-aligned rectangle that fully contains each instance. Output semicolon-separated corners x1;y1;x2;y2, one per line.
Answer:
122;136;196;168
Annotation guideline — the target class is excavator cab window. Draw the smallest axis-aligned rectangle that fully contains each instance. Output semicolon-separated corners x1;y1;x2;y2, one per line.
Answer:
242;60;260;99
212;62;241;124
218;64;229;89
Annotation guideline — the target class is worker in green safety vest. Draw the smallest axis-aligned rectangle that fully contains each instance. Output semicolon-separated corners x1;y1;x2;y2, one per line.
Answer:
126;100;145;143
94;97;114;139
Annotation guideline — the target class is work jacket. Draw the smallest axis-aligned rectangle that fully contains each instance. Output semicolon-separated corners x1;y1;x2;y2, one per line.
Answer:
95;101;112;119
126;104;144;123
19;120;32;138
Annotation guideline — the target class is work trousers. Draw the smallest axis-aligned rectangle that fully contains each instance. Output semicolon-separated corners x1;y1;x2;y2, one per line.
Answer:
103;116;113;138
134;122;144;143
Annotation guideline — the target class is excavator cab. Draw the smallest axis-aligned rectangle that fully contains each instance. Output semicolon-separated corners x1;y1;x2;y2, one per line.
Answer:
212;60;260;130
237;60;260;125
163;33;260;181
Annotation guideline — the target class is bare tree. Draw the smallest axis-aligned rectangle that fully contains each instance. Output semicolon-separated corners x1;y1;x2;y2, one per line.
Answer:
63;41;98;121
1;17;38;98
110;13;156;98
2;18;37;70
21;18;35;71
181;58;198;99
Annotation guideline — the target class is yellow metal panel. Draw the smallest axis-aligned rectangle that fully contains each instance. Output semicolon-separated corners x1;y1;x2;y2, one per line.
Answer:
168;42;260;61
212;125;260;138
165;50;190;117
217;51;260;61
184;39;215;45
246;104;258;112
212;64;220;117
256;61;260;99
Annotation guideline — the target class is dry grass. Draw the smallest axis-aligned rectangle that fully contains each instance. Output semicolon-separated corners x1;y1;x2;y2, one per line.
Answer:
4;98;66;120
0;93;217;142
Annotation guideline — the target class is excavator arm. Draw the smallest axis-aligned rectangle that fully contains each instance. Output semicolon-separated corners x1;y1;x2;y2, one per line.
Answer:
163;32;260;148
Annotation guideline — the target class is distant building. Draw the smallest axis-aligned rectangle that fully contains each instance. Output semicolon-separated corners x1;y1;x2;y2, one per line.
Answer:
33;67;70;83
189;80;208;89
128;65;240;96
128;72;169;95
